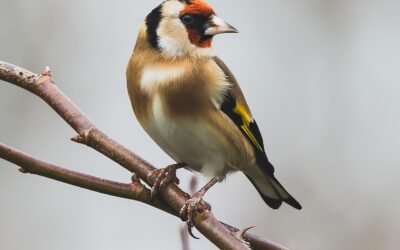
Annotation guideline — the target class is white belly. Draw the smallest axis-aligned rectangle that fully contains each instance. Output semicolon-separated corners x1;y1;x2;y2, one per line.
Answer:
146;95;231;177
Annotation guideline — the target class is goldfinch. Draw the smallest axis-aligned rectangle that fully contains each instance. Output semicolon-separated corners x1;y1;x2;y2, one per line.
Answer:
126;0;301;223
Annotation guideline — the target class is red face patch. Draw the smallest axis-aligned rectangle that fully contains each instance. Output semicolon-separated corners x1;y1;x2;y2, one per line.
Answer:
181;0;215;16
181;0;215;48
186;28;212;48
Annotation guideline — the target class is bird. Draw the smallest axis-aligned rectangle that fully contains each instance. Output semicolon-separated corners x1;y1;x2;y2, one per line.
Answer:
126;0;302;226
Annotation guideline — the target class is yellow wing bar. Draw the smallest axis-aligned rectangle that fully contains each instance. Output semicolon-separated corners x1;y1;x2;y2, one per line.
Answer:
234;103;264;152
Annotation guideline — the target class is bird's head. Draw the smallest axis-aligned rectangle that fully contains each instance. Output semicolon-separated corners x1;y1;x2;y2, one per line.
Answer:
144;0;238;58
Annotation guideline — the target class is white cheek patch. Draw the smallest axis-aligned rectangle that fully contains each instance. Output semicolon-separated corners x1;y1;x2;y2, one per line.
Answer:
140;66;185;92
158;18;189;58
157;4;215;58
158;27;216;59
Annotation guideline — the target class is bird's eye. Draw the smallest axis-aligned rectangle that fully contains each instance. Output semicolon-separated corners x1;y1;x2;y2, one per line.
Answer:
181;14;194;25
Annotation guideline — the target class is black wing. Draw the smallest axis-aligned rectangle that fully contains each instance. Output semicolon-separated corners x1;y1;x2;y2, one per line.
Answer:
214;57;274;175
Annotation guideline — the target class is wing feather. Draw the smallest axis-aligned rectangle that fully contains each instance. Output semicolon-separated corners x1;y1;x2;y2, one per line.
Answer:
213;57;302;210
214;57;273;175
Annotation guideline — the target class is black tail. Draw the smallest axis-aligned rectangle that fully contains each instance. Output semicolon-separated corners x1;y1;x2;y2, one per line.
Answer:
245;164;302;210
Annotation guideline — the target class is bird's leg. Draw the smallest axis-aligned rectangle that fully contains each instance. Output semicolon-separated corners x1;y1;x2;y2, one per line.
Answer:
179;177;220;235
147;162;186;199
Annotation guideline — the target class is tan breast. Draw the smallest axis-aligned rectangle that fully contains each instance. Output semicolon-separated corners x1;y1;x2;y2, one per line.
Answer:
127;41;228;124
126;29;255;171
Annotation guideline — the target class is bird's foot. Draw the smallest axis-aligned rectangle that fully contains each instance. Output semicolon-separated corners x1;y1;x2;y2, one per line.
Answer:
179;192;211;238
148;163;185;199
130;174;144;190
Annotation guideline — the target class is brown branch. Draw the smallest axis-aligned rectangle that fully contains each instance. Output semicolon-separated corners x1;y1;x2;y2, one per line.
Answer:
0;144;287;250
0;143;175;216
0;61;288;250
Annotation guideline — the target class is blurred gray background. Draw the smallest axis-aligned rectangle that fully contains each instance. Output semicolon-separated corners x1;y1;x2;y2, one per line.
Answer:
1;0;399;249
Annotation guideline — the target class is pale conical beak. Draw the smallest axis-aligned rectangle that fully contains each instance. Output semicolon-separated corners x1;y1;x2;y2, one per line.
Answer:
204;15;239;36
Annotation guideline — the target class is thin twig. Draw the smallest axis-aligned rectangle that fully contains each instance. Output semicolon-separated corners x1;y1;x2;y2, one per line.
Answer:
0;61;288;250
180;226;190;250
0;143;175;215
